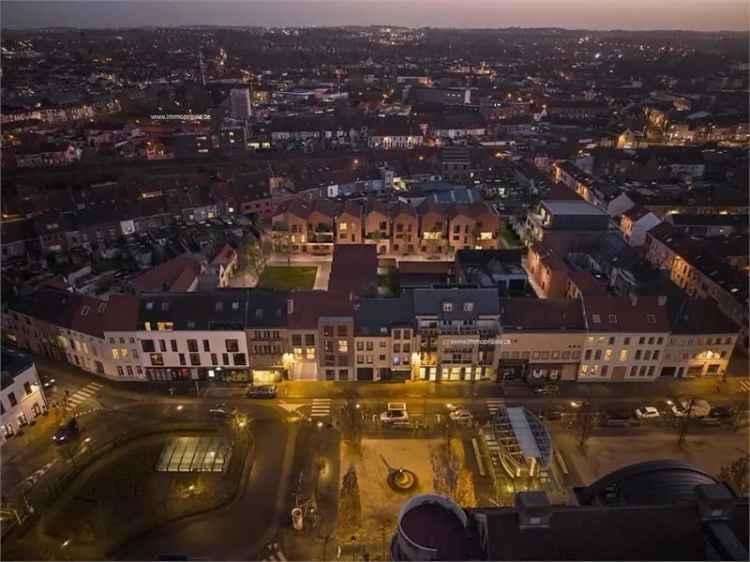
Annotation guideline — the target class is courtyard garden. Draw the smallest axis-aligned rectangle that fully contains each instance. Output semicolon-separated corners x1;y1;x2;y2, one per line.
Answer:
257;266;317;290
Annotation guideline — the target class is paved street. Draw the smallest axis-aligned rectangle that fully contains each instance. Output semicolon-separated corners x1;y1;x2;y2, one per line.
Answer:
2;355;748;559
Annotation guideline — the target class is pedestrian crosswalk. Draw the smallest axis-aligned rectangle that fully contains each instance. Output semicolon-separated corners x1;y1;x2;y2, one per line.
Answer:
66;382;103;410
310;398;332;418
739;378;750;392
486;399;505;416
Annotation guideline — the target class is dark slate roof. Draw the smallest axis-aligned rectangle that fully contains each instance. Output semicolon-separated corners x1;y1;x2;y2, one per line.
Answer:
582;296;670;333
1;346;34;390
413;287;500;319
354;294;415;336
500;299;586;331
138;290;248;331
456;249;524;266
668;298;740;335
246;289;289;328
477;499;748;561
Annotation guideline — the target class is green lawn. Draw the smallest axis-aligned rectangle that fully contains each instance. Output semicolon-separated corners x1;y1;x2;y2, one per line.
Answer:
257;266;317;290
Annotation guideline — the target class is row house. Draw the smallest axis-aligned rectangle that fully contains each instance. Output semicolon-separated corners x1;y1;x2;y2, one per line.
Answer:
498;299;586;382
245;290;290;384
272;197;500;257
287;291;356;381
578;296;670;382
354;294;416;381
272;199;338;256
661;299;738;378
413;288;501;382
4;288;142;380
645;222;749;352
5;288;740;385
0;348;48;442
138;291;251;383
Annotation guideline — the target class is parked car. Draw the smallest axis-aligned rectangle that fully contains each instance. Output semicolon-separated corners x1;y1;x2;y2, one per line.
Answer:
245;385;277;399
672;399;711;418
533;384;559;396
603;410;631;427
635;406;660;419
448;408;474;423
380;402;408;424
52;418;79;444
709;406;734;419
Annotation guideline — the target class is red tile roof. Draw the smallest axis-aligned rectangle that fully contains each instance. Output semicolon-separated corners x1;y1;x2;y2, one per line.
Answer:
329;244;378;295
132;255;202;293
288;290;354;329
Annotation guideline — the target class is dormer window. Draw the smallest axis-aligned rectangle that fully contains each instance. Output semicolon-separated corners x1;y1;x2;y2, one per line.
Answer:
215;302;224;311
161;302;169;311
97;303;107;313
646;314;656;324
608;314;617;324
255;309;263;319
187;321;196;329
232;301;240;310
81;306;90;316
145;302;154;310
463;302;474;312
443;302;453;313
592;314;601;323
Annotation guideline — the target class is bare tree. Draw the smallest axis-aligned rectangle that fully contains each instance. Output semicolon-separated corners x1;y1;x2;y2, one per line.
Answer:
575;400;596;452
272;221;293;266
678;397;696;448
339;465;362;532
242;238;272;285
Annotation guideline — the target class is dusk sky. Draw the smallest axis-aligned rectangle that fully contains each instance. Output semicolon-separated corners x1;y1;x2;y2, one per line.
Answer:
2;1;749;31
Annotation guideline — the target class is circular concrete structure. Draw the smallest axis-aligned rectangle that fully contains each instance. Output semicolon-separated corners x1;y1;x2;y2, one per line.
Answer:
391;494;469;561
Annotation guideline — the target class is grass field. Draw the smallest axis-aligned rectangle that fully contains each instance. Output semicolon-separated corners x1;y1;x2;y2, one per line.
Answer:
257;266;317;290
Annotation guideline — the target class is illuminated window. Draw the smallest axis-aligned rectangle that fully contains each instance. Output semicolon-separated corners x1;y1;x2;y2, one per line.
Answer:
619;350;628;361
339;223;348;231
479;232;493;240
306;348;316;360
423;232;442;240
157;322;174;331
112;349;120;360
338;340;348;353
604;349;613;361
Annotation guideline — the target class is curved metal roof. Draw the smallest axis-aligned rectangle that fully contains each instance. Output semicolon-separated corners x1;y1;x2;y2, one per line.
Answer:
579;459;719;506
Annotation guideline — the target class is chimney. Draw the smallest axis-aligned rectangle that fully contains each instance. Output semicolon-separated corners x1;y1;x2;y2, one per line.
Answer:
287;298;294;315
694;484;736;522
657;295;667;306
629;294;638;307
515;491;552;530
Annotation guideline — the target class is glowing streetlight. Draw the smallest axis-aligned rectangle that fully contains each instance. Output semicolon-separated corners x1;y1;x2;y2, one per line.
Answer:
176;405;184;412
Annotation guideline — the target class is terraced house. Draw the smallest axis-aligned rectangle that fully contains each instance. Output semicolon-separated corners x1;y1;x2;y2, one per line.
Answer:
3;285;740;385
271;196;500;257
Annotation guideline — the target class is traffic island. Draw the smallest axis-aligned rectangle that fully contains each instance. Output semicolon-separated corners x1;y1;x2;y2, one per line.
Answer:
6;428;252;561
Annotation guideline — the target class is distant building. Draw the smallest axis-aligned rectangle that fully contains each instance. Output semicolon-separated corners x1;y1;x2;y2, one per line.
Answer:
229;88;252;121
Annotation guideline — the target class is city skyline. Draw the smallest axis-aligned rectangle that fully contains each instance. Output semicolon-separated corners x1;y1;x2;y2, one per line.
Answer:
2;1;749;31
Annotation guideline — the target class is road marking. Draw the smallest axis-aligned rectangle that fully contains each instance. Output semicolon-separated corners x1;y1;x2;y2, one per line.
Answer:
310;398;332;417
738;378;750;392
66;382;103;410
487;399;505;415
